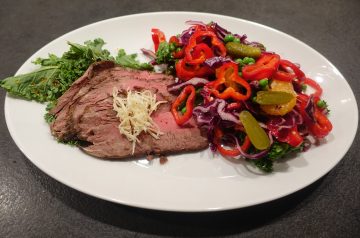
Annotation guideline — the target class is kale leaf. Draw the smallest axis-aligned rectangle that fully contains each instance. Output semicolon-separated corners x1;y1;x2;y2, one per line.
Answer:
251;157;273;173
155;42;174;64
268;142;303;161
115;49;153;70
0;66;60;102
250;142;304;173
1;38;153;104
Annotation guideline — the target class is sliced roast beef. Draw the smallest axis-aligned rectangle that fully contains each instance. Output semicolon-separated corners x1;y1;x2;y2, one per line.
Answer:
50;61;208;159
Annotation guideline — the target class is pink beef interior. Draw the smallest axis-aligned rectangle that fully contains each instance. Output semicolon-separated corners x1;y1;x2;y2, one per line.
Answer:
50;61;208;159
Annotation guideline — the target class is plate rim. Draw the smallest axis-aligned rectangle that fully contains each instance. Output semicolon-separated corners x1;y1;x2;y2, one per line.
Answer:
4;11;359;212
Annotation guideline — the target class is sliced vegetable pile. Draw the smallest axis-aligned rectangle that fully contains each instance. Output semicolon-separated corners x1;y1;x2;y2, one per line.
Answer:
148;20;333;172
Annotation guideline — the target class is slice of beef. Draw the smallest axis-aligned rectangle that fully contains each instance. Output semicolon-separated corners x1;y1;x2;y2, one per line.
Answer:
50;61;208;159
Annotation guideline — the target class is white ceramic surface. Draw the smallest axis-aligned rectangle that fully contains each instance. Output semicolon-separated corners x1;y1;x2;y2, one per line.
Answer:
4;12;358;212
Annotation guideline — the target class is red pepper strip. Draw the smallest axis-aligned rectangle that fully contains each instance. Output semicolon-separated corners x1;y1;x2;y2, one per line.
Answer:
173;48;185;59
285;127;304;147
242;54;280;81
214;127;251;157
303;77;322;97
151;28;166;52
169;35;180;45
185;30;226;65
171;85;196;126
175;59;213;81
273;70;296;82
296;93;332;138
169;36;184;59
308;107;333;138
206;62;251;101
296;93;309;110
190;43;214;63
226;102;243;111
267;121;303;147
279;59;305;81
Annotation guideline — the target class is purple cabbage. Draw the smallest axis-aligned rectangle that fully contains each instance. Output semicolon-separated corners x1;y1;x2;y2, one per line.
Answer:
141;48;156;60
193;99;240;126
167;77;209;94
210;22;266;50
231;134;271;159
204;56;235;69
179;26;196;45
304;95;316;122
267;110;304;132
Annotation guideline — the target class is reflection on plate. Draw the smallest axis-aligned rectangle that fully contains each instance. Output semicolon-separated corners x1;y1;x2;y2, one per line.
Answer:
4;12;358;212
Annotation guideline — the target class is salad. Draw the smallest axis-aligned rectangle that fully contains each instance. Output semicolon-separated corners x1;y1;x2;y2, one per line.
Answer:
0;20;333;173
145;21;333;172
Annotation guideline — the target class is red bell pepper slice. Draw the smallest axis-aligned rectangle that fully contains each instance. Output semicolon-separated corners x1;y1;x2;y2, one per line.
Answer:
214;127;251;157
169;35;184;59
151;28;166;52
296;93;332;138
303;77;322;97
171;85;196;126
296;93;310;111
175;59;213;81
273;70;296;82
206;62;251;101
242;54;280;81
271;59;305;82
188;43;214;64
185;30;226;65
279;59;305;81
267;121;303;147
308;107;333;138
169;35;180;45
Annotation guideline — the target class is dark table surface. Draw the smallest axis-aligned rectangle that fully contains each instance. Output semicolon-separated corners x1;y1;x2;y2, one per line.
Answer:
1;0;359;237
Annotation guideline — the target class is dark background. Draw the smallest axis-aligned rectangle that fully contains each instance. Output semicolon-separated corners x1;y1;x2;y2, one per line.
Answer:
0;0;359;237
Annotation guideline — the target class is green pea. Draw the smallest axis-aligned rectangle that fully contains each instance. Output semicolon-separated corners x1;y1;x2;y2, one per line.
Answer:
259;79;269;89
301;84;307;92
317;100;327;109
226;42;261;59
169;43;176;51
224;34;235;43
235;58;243;64
242;57;255;65
233;38;241;43
181;106;187;114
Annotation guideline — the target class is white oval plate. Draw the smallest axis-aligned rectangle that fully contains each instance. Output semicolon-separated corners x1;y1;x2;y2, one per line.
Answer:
4;12;358;212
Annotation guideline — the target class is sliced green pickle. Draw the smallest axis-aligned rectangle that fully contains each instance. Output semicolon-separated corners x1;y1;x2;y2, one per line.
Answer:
225;42;261;59
239;110;270;150
255;91;294;105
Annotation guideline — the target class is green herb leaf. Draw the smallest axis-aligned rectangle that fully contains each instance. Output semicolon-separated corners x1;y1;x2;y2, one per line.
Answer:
1;38;153;105
115;49;153;70
0;66;60;102
155;42;174;64
250;158;273;173
268;142;303;161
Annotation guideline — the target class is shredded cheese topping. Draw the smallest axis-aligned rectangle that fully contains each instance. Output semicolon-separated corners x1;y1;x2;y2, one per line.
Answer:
112;88;167;154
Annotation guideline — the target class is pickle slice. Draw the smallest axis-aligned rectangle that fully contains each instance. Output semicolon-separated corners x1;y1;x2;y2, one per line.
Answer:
225;42;261;59
239;110;270;150
256;91;294;105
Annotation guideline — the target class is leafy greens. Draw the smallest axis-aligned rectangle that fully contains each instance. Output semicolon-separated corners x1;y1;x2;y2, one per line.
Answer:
0;38;153;104
250;142;304;172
